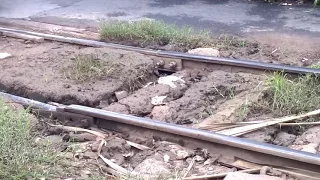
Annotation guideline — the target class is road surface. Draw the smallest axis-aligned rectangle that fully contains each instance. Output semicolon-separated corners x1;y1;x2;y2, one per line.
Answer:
0;0;319;36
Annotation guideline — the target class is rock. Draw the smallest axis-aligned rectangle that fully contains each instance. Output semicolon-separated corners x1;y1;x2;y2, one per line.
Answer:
34;137;42;144
63;152;74;159
188;48;220;57
150;106;172;122
163;154;170;163
273;132;296;147
42;135;63;144
224;172;283;180
115;91;128;101
158;75;185;88
151;95;167;105
166;143;192;160
134;158;171;175
176;149;190;160
0;53;12;60
83;151;97;159
194;155;205;162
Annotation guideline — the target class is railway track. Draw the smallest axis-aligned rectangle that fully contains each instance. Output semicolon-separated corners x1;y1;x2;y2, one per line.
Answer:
1;26;320;179
1;26;320;75
1;91;320;180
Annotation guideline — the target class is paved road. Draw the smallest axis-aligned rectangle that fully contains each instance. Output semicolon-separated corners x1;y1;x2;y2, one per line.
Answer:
0;0;319;36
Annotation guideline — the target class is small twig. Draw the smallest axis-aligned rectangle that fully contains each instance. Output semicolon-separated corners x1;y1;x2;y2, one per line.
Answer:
213;85;224;98
99;155;129;175
279;122;320;126
46;123;107;139
126;140;151;151
271;49;278;54
97;139;107;155
184;157;195;177
218;109;320;136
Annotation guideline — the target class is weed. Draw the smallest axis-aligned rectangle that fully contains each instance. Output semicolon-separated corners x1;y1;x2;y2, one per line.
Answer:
214;34;248;50
100;19;212;50
266;72;320;116
310;63;320;69
0;100;59;179
236;99;251;121
63;54;107;82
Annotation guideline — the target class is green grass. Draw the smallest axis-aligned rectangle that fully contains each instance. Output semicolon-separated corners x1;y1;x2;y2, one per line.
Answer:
266;72;320;116
63;54;114;82
100;19;212;50
0;100;59;179
63;53;153;91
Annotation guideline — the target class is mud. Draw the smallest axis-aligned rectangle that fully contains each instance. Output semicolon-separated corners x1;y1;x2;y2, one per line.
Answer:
0;37;155;106
105;69;264;125
37;117;237;179
1;36;319;179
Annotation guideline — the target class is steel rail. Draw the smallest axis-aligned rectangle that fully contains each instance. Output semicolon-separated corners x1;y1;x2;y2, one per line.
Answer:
1;27;319;75
64;105;320;167
1;92;320;173
0;92;56;111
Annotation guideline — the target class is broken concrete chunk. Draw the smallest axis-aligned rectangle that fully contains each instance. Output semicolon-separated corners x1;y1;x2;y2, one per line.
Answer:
273;132;296;147
115;91;128;101
188;48;220;57
224;172;282;180
0;53;12;60
158;75;185;88
151;95;167;105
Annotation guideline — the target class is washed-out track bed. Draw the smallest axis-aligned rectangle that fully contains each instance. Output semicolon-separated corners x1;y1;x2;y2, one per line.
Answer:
1;34;320;179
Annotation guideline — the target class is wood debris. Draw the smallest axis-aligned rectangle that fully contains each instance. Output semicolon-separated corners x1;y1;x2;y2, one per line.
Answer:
217;109;320;136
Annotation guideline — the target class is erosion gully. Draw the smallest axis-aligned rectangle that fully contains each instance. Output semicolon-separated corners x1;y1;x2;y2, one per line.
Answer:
1;27;320;180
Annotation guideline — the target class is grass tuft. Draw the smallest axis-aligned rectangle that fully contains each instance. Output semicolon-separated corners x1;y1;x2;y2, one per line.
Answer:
0;100;58;179
63;54;114;82
100;19;212;50
266;72;320;116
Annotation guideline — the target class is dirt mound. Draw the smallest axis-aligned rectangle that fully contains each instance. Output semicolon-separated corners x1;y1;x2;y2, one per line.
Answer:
0;37;155;106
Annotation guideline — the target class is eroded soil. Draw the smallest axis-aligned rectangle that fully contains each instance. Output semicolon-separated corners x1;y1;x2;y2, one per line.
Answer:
0;36;319;179
0;37;155;106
